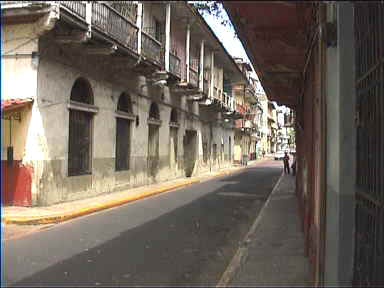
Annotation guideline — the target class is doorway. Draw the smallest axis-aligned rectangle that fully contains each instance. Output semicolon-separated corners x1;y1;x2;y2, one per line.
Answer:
183;130;197;177
148;103;160;178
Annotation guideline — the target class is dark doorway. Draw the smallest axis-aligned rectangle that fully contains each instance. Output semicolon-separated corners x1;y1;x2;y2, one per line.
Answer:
148;102;160;178
183;130;197;177
115;93;133;171
169;108;178;169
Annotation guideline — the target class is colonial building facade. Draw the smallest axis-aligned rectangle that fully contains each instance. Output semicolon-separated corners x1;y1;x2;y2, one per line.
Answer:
1;1;246;206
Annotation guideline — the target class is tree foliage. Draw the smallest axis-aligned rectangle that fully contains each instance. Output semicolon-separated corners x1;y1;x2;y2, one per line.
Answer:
190;1;231;27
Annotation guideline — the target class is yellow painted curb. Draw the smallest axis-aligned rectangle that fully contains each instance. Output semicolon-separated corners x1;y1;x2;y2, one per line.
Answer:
2;179;200;225
2;160;267;225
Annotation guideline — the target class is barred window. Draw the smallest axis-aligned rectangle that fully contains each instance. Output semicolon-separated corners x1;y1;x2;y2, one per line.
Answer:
68;78;94;176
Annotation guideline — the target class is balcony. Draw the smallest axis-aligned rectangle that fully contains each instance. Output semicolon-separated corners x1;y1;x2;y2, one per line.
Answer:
189;67;199;87
189;58;199;87
141;27;162;66
203;70;210;96
59;1;86;20
213;87;219;100
2;2;139;54
1;1;87;22
203;80;209;96
91;2;138;52
236;103;247;116
169;52;181;78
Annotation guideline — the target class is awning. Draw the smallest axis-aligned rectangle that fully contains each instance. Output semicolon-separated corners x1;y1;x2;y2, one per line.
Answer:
223;2;317;108
1;98;33;112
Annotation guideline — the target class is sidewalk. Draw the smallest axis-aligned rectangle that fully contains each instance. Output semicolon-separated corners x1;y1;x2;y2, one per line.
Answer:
218;173;312;286
1;158;266;225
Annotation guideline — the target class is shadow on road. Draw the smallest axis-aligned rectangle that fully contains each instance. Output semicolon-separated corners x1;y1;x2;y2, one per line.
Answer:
7;165;282;287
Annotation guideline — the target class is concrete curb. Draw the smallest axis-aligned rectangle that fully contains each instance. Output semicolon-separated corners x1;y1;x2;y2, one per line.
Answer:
216;171;284;287
2;159;269;226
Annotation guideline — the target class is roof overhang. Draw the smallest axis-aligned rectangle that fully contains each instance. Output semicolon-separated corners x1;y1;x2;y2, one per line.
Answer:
223;2;317;108
1;98;34;112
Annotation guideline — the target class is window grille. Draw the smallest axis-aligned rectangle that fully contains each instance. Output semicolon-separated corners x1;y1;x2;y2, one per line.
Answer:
68;110;92;176
68;78;94;176
353;3;384;286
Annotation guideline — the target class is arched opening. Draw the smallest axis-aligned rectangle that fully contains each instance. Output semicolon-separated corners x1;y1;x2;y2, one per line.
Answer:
115;93;133;171
148;102;160;178
117;92;133;114
169;108;178;169
183;130;197;177
170;108;178;123
68;77;94;176
70;77;94;104
149;102;160;120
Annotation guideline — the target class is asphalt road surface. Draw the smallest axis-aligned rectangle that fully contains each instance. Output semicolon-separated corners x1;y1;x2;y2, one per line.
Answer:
3;160;282;287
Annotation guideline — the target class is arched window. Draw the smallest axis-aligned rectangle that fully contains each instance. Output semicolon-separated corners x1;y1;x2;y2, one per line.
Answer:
115;93;133;171
170;108;178;124
149;102;160;120
117;92;132;114
68;77;94;176
70;77;94;104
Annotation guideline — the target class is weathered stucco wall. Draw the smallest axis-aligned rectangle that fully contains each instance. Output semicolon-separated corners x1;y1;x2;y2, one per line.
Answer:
16;24;232;206
1;23;39;100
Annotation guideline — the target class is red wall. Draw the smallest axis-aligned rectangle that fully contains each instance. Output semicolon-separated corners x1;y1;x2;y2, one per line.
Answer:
296;43;325;283
1;160;32;206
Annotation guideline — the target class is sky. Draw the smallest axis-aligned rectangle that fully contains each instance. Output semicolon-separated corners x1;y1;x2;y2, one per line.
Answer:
197;3;288;111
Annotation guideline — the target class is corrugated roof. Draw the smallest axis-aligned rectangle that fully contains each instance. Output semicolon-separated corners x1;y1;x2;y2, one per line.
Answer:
1;98;34;111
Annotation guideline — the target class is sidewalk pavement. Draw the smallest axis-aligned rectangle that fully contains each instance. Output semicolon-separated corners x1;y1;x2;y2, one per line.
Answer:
1;158;267;225
218;173;312;287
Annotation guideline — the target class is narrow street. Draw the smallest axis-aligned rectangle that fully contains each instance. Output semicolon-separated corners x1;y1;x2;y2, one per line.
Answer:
3;160;282;286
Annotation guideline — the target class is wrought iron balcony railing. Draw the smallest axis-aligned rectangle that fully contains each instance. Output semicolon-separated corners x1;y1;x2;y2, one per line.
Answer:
109;1;137;24
141;29;162;65
1;2;139;53
189;67;199;87
203;80;209;96
190;58;199;71
92;2;138;51
189;58;199;87
59;1;86;19
169;52;181;78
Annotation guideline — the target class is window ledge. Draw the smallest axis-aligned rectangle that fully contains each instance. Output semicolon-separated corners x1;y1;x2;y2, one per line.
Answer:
147;118;162;126
115;110;136;120
68;101;99;113
169;122;179;128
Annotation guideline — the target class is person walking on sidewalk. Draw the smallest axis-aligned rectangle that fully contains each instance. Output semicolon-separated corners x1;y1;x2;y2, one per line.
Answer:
283;151;290;174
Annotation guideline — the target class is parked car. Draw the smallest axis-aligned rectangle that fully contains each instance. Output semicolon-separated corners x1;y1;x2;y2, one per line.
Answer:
274;151;285;160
